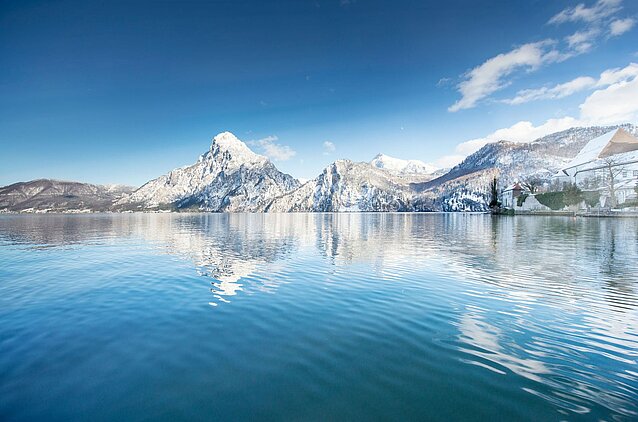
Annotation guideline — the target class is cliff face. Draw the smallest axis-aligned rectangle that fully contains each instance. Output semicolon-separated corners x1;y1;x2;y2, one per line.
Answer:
266;160;419;212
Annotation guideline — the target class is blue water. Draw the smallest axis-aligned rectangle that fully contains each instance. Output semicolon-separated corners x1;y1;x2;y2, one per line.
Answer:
1;213;637;421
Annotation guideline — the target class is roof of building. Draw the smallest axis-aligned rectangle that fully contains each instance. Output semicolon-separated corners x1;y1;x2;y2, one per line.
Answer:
503;182;523;192
562;128;638;175
552;169;570;178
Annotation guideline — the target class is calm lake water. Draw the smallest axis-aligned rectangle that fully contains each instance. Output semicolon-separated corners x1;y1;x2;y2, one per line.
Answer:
1;213;637;421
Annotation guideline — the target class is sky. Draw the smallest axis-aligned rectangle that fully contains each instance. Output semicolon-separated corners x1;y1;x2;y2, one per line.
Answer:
1;0;637;186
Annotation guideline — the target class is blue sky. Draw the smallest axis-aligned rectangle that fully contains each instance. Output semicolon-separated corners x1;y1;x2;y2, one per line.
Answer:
1;0;637;186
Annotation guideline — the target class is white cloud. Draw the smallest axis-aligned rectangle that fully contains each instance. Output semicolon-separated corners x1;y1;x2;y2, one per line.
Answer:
253;136;296;161
548;0;622;25
454;138;493;156
565;28;600;53
452;117;582;157
322;141;336;155
487;118;581;142
580;76;638;123
431;155;466;169
551;1;634;41
448;41;556;112
504;76;596;104
596;62;638;85
610;17;636;36
440;62;638;165
448;0;634;112
503;62;638;104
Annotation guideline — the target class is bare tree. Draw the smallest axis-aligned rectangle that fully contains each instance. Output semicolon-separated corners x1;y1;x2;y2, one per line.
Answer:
522;176;542;194
601;157;627;208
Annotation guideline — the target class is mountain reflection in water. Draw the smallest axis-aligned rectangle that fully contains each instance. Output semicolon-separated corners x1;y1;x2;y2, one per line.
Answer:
0;213;636;420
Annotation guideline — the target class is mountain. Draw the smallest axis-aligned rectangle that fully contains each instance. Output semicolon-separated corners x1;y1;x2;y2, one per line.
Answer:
370;154;438;177
267;126;638;213
4;125;637;213
0;179;134;212
412;124;638;211
266;159;425;212
118;132;299;211
419;125;638;191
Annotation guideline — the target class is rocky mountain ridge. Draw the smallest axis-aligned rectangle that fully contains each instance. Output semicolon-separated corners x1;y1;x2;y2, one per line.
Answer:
117;132;299;212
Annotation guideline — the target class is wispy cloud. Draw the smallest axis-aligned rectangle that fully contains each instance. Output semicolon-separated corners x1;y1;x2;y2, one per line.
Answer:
503;76;597;104
548;0;622;24
551;0;634;46
322;141;336;155
436;77;452;87
503;62;638;104
447;0;634;112
252;136;296;161
565;27;600;53
442;61;638;164
448;41;556;112
610;17;636;36
597;62;638;85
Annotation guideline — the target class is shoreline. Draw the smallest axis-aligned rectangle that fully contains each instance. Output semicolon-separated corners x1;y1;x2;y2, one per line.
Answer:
3;209;638;218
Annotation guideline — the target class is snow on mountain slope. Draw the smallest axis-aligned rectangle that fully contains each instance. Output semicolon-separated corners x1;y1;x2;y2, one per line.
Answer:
370;153;438;176
418;168;499;212
417;124;638;192
412;124;638;211
7;125;638;213
119;132;299;211
266;160;417;212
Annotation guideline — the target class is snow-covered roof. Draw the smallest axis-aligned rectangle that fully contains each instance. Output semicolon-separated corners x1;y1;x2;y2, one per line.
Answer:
561;128;638;174
615;178;638;190
575;149;638;173
552;170;570;178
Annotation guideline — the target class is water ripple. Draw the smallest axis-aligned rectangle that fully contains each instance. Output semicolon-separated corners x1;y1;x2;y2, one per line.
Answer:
0;213;637;420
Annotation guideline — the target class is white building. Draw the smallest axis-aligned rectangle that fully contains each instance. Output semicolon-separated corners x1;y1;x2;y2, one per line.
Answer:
501;182;524;209
558;128;638;207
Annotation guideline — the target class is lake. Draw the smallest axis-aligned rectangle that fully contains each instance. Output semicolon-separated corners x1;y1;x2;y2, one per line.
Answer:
1;213;637;421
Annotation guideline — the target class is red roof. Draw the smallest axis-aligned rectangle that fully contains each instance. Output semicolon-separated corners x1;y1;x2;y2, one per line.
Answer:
504;182;523;192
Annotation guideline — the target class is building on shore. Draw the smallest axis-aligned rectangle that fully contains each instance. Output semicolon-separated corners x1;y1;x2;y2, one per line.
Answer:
556;128;638;208
500;182;553;212
501;182;524;209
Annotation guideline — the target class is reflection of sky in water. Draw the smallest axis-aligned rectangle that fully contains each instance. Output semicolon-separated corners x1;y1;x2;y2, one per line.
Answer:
0;213;637;420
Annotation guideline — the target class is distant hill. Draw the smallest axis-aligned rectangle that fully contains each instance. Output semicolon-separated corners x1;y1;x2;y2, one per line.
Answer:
0;179;133;212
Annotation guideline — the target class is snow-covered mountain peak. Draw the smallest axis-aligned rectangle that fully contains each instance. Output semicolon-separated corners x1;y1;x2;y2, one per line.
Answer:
119;132;298;211
208;131;266;164
370;153;437;175
211;131;241;147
